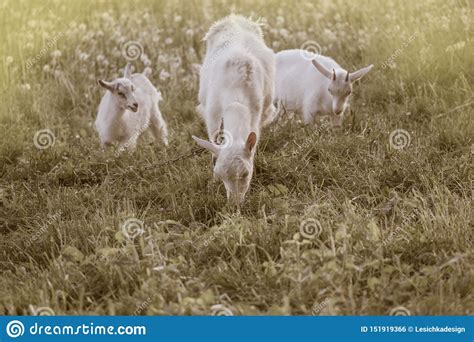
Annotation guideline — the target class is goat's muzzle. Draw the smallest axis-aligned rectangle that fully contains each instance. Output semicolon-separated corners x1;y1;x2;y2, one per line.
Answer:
128;103;139;112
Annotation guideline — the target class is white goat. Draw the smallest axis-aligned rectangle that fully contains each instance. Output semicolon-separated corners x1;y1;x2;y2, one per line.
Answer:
95;63;168;151
193;14;276;204
275;49;373;127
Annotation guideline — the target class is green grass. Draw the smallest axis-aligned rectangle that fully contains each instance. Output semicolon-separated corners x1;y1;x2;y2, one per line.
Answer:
0;0;473;315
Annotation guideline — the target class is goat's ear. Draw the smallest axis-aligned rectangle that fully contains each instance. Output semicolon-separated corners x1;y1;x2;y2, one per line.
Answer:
311;59;332;80
192;135;220;155
123;63;132;79
245;132;257;153
350;64;374;82
97;79;115;92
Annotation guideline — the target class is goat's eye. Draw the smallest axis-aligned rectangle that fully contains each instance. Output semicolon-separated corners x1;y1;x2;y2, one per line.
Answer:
328;88;332;94
118;92;125;98
241;171;249;179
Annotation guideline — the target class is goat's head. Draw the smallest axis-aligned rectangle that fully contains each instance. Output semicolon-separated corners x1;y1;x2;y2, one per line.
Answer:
192;131;257;205
311;59;373;121
97;63;139;112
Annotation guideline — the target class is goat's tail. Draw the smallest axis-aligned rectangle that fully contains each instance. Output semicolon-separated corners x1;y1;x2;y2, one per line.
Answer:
225;55;255;83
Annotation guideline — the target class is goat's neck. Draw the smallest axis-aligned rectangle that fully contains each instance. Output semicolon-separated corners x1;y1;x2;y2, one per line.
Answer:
222;103;252;143
104;92;126;124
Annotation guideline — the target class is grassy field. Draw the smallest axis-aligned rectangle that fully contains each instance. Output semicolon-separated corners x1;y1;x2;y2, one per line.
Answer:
0;0;472;315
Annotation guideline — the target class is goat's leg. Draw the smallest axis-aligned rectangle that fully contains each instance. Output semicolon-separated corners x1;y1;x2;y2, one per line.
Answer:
261;90;277;127
330;114;344;129
302;107;315;125
150;104;169;147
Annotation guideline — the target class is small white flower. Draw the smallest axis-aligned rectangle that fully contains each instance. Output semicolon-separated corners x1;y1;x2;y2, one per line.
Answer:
446;41;466;52
6;56;13;65
165;37;173;45
143;67;152;76
43;65;51;73
174;15;182;23
140;54;151;66
296;31;308;41
51;50;62;59
20;83;31;91
279;29;289;38
170;57;182;70
159;69;170;81
79;53;89;61
191;63;201;74
323;28;337;42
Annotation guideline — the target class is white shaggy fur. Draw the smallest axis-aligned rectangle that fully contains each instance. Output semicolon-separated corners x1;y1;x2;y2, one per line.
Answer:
95;63;168;151
275;49;373;127
193;14;276;204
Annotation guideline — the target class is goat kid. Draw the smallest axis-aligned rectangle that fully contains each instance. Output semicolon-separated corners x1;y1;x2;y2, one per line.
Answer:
275;50;373;127
193;15;276;205
95;63;168;152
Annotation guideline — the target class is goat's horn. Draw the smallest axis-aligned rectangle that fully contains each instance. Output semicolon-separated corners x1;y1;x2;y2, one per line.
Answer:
123;62;132;78
345;70;350;82
219;118;224;131
332;69;336;81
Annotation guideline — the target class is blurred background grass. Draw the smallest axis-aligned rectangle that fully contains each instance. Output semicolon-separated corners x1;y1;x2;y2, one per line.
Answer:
0;0;472;315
